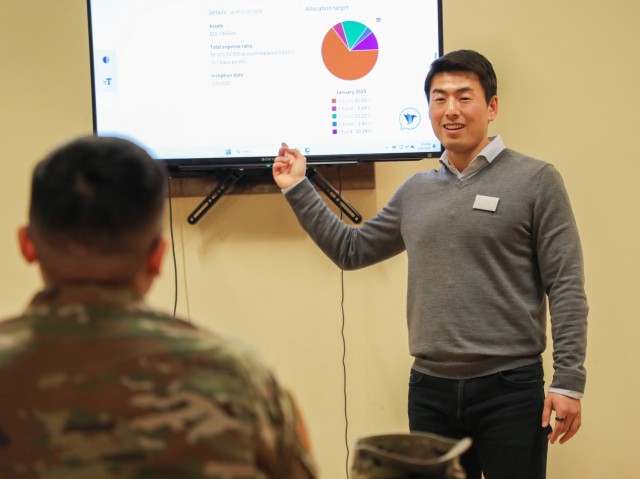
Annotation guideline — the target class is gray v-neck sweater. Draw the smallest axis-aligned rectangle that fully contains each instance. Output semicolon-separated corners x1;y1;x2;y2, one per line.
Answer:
284;148;588;393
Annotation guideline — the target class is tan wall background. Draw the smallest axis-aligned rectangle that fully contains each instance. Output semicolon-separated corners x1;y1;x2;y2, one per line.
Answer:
2;0;639;477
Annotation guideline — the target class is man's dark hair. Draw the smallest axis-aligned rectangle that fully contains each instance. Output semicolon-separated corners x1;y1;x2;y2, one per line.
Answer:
424;50;498;104
29;136;167;251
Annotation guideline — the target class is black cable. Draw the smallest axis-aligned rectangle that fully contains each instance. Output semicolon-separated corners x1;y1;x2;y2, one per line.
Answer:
167;176;178;319
341;268;349;478
337;166;350;478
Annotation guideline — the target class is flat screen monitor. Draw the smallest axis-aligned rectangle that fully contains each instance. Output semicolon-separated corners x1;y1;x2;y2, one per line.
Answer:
87;0;443;174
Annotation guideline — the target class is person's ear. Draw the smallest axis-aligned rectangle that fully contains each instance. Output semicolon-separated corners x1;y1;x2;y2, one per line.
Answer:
487;95;499;122
147;237;167;277
17;226;38;264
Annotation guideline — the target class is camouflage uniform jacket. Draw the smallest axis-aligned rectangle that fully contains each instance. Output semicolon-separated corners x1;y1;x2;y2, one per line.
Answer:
0;285;317;479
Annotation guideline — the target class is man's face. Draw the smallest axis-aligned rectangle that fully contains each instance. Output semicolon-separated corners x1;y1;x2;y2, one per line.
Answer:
428;71;498;164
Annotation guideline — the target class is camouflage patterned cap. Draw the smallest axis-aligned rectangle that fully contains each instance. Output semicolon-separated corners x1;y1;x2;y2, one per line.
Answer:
350;432;472;479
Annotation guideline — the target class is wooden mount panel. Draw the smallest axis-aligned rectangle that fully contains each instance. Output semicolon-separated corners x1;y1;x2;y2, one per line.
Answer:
168;162;375;198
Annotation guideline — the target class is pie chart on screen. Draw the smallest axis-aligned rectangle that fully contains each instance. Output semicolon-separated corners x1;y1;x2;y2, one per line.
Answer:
321;21;379;80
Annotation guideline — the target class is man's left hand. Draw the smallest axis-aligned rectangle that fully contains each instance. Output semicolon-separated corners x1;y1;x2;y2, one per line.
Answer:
542;392;582;444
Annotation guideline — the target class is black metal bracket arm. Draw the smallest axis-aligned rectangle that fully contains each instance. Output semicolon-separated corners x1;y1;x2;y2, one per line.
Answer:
187;169;245;225
307;167;362;224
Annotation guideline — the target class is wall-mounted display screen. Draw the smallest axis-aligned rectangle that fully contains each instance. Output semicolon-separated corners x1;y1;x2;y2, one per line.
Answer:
87;0;443;173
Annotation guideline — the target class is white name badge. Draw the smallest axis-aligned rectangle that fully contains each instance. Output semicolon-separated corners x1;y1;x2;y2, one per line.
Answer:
473;195;500;212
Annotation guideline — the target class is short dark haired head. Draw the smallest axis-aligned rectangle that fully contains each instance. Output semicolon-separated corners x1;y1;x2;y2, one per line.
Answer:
29;136;167;260
424;50;498;104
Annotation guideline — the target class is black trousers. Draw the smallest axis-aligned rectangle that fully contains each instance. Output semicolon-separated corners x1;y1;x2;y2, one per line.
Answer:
408;362;551;479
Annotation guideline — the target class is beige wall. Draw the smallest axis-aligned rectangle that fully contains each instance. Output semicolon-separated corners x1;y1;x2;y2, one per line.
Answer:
2;0;639;477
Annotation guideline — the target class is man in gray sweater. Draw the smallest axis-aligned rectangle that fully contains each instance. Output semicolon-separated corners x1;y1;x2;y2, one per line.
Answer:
272;50;587;479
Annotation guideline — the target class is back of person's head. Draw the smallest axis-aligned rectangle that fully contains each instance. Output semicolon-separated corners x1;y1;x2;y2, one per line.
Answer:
424;49;498;104
26;135;167;283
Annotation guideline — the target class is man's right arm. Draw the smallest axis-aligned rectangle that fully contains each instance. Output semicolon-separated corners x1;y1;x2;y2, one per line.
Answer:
273;141;407;270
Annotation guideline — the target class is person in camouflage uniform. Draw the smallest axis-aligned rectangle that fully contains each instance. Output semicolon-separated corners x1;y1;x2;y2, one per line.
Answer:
0;136;317;479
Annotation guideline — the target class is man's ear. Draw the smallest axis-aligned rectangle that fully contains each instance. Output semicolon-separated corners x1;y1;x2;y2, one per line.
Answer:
18;226;38;264
487;95;499;122
147;237;167;277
